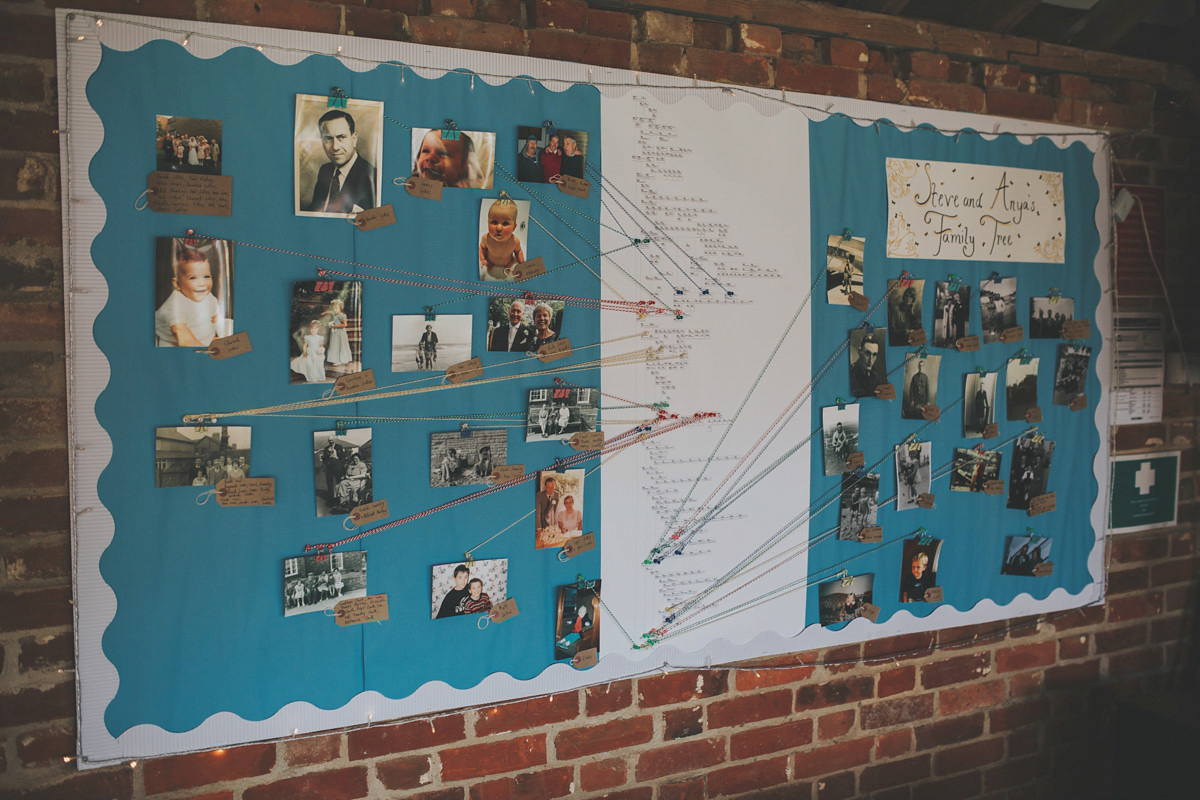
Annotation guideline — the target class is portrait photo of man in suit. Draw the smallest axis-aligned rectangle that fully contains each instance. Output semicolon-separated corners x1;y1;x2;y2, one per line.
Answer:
295;94;383;218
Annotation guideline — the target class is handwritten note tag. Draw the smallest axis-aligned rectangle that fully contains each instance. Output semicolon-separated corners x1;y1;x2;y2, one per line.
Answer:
405;177;442;201
1000;326;1024;343
215;477;275;506
1025;407;1043;423
335;369;375;395
334;595;388;626
983;423;999;439
445;357;483;383
572;648;598;669
924;586;944;603
490;598;519;623
921;405;941;421
512;257;546;281
983;480;1005;495
350;499;388;525
353;205;396;231
557;175;591;198
859;525;883;543
955;335;980;352
847;292;869;312
874;383;896;400
1028;493;1056;516
146;171;232;216
570;431;605;451
907;328;927;346
538;339;573;363
1032;561;1054;577
917;493;936;509
208;331;251;360
490;465;524;483
845;451;865;469
1062;319;1091;339
1069;394;1088;411
860;602;880;622
562;532;596;558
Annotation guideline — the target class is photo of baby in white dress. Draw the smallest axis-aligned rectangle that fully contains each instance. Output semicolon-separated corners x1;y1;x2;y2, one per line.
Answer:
153;236;233;347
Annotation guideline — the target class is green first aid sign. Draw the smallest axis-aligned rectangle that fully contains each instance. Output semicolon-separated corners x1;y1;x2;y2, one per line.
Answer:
1109;451;1179;533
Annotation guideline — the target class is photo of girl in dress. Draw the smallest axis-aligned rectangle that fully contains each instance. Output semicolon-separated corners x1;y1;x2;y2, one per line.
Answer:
554;579;601;661
156;115;222;174
289;281;363;384
430;558;508;619
283;551;367;617
154;236;233;347
478;197;532;281
312;427;373;517
818;572;874;626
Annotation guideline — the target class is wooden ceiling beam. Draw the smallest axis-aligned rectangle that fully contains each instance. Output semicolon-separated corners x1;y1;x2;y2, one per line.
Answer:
841;0;913;14
1064;0;1166;50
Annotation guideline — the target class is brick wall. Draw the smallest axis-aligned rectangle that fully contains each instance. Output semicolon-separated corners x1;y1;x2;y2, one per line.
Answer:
2;1;1197;798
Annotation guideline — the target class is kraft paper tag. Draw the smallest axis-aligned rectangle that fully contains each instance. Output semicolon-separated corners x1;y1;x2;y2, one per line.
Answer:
921;404;941;421
349;499;388;525
146;171;232;216
557;175;591;198
208;331;251;359
1028;493;1056;516
955;335;981;352
405;176;442;201
334;595;388;626
335;369;375;395
562;532;596;558
490;597;519;623
917;493;936;509
572;648;598;669
999;326;1024;343
983;423;999;439
924;586;944;603
860;603;880;622
1062;319;1091;339
907;328;927;346
445;357;483;383
352;205;396;231
215;477;275;506
983;480;1005;495
570;431;605;451
845;451;865;469
847;292;869;312
1069;394;1088;411
859;525;883;543
1032;561;1054;577
1025;407;1043;423
490;465;524;483
538;339;573;363
874;383;896;400
512;257;546;282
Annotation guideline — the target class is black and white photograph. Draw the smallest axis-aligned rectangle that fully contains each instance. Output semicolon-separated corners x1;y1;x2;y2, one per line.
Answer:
526;387;598;442
554;579;601;661
894;441;931;511
391;314;471;372
818;572;874;627
312;427;373;517
478;197;533;281
837;471;879;541
1006;357;1039;420
1030;296;1074;338
154;236;233;348
963;371;997;438
1001;535;1052;576
886;279;924;346
1053;344;1091;405
848;327;888;397
899;537;941;603
1007;433;1055;510
932;281;971;348
156;115;222;174
822;404;860;476
295;94;383;217
825;234;865;305
410;126;496;189
901;353;940;419
515;125;589;184
284;551;367;617
154;426;250;488
949;447;1003;492
534;468;586;549
979;276;1017;344
289;281;363;385
431;558;508;619
430;429;507;488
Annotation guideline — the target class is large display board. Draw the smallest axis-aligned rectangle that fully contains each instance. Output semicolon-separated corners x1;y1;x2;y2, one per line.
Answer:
58;10;1111;764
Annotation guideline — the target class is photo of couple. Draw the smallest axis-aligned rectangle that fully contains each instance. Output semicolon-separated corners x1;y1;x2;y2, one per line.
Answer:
431;558;508;619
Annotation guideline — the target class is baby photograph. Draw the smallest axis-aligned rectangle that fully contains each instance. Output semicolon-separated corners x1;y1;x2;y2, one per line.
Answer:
153;236;233;348
477;197;533;282
410;127;496;189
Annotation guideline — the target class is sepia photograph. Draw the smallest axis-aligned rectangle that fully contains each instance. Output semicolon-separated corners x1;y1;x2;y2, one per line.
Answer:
526;387;598;442
411;127;496;189
949;447;1003;492
312;427;373;517
963;371;997;438
901;353;940;419
1006;357;1039;420
886;278;924;346
391;314;472;372
554;579;601;661
284;551;367;617
1007;433;1056;510
1030;296;1074;338
516;125;589;183
837;471;879;541
289;281;363;385
154;236;233;348
818;572;874;627
534;468;586;549
825;234;865;305
155;426;250;488
1053;344;1091;405
430;429;506;488
822;404;860;476
295;94;383;217
431;558;508;619
932;281;971;348
156;115;222;174
899;537;941;603
894;441;931;511
848;327;888;397
978;276;1017;344
478;197;533;281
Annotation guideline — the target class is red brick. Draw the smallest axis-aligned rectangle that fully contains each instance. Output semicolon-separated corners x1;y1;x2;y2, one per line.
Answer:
1119;81;1156;105
404;791;465;800
818;709;855;740
477;0;521;24
637;670;727;708
1055;73;1091;98
0;768;133;800
782;32;817;60
440;736;545;782
995;641;1056;673
18;631;73;673
707;688;791;728
664;706;703;740
918;772;981;799
0;63;45;104
877;666;915;697
907;79;985;113
1007;669;1041;697
914;713;984;750
430;0;474;17
1008;726;1040;757
686;48;770;87
735;665;815;691
468;767;573;800
0;110;57;155
0;448;67;489
635;42;686;77
921;653;991;688
372;0;423;11
585;681;632;716
693;20;731;51
729;717;813;759
5;540;69;582
864;632;936;663
1152;614;1187;643
344;7;407;39
0;587;71;632
0;681;72;727
1169;531;1193;557
934;738;1004;775
378;755;433;791
814;771;855;799
988;697;1049;733
580;758;626;791
1150;559;1194;586
1050;605;1105;631
823;38;869;69
206;0;340;33
0;398;67;439
875;729;911;759
411;17;525;55
638;10;692;45
533;0;587;29
1091;101;1146;130
348;714;465;759
793;737;873;778
1109;646;1163;676
776;60;861;97
984;753;1046;791
0;10;56;59
1106;566;1149;594
0;495;69;538
634;737;724;782
285;734;340;767
936;622;1000;648
588;9;633;40
868;74;907;104
983;64;1021;89
860;753;931;791
527;29;630;69
1108;591;1163;622
706;755;788;796
795;675;873;710
948;58;972;83
1094;624;1147;653
144;744;276;795
475;693;579;736
737;22;781;56
861;693;935;730
555;716;653;760
16;725;73;767
902;51;949;80
938;680;1005;716
1110;534;1168;563
243;767;368;800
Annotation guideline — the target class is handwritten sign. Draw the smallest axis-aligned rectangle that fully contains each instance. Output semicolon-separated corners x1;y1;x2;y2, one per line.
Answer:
353;205;396;231
214;478;275;506
983;423;999;439
570;432;605;451
490;465;524;483
859;525;882;543
917;493;936;509
921;405;941;421
847;292;869;312
924;586;944;603
860;603;880;622
208;331;251;360
557;175;591;198
1025;407;1043;423
334;595;388;626
512;257;546;282
983;480;1005;495
572;648;598;669
1000;326;1024;343
845;451;865;469
445;357;483;384
1028;493;1056;516
537;339;573;363
874;383;896;400
907;328;927;346
1069;394;1088;411
1032;562;1054;577
350;499;388;525
1062;319;1092;339
562;532;596;558
335;369;375;395
490;598;519;623
146;171;232;216
955;335;980;352
405;177;442;201
885;159;1065;263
